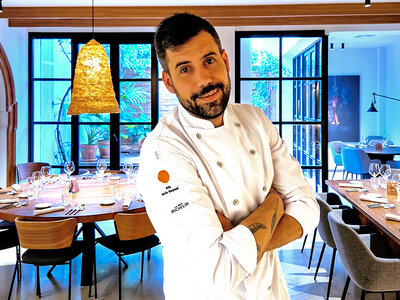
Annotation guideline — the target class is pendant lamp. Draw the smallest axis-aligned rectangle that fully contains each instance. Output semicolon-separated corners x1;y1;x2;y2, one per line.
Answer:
67;1;119;115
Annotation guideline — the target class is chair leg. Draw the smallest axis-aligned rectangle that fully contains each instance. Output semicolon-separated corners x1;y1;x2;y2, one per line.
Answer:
141;251;145;282
47;265;56;277
381;292;385;300
361;289;366;300
147;248;151;260
68;261;72;300
308;228;317;269
332;165;338;179
16;245;21;281
89;244;98;298
95;223;128;268
36;266;41;298
326;249;337;300
314;243;326;280
7;260;18;300
345;172;349;180
341;276;350;300
301;234;308;253
118;255;122;300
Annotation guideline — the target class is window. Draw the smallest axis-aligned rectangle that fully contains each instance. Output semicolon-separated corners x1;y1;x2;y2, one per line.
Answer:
236;31;328;191
29;33;173;172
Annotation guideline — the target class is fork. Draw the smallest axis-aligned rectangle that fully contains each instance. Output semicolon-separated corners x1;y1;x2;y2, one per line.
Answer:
71;204;85;215
65;205;78;215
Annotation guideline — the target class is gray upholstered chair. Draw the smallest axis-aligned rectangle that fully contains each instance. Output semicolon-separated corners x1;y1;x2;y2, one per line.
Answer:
328;211;400;300
314;198;374;300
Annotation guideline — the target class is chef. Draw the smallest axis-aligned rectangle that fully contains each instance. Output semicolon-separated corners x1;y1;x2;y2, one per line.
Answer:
138;13;319;300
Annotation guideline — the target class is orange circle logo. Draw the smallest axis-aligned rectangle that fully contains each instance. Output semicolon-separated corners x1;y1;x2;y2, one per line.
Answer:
158;170;170;183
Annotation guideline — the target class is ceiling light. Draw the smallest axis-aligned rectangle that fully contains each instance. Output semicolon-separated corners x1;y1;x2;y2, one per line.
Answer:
67;0;120;115
368;92;400;112
365;0;371;8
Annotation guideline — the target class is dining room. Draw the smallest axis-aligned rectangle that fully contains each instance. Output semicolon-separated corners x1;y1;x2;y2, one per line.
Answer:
1;0;400;299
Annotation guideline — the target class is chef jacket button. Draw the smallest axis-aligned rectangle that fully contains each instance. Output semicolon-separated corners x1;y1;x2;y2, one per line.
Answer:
233;199;239;206
250;149;256;155
263;186;268;192
235;122;241;127
196;133;202;139
268;285;272;290
217;161;223;167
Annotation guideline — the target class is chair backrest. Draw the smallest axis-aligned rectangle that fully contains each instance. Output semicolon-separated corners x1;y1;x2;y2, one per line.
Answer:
329;141;346;165
316;192;343;206
341;148;370;175
327;211;380;290
114;212;156;241
16;162;50;182
15;217;77;250
316;198;336;249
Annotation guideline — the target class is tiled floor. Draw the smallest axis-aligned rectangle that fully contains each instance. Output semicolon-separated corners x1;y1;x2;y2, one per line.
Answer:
1;220;398;299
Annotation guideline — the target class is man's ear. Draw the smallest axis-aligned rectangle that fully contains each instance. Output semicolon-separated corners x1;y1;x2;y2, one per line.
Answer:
162;71;176;94
221;49;230;73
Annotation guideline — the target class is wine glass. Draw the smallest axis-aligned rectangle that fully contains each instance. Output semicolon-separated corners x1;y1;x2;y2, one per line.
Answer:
97;159;107;180
32;171;43;199
123;162;133;181
381;164;392;185
132;166;139;183
64;161;75;178
40;166;52;190
369;163;380;189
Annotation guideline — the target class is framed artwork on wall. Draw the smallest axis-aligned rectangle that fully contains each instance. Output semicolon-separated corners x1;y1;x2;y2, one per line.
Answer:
328;75;360;142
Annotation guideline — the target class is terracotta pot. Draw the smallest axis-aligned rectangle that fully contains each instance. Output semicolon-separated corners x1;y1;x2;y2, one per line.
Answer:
80;144;98;162
97;140;110;159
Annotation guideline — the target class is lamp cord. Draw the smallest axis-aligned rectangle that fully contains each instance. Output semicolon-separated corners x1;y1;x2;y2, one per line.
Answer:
91;0;94;39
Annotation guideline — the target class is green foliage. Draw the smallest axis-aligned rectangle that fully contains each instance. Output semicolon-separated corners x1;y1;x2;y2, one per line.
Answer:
119;44;151;78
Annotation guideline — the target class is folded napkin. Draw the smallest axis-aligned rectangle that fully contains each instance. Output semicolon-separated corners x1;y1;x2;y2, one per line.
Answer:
33;206;64;216
11;184;23;192
122;198;132;209
385;213;400;222
359;194;388;203
339;183;364;188
0;199;18;204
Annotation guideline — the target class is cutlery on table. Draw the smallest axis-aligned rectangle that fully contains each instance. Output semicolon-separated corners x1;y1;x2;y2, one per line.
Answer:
65;206;77;215
71;204;85;215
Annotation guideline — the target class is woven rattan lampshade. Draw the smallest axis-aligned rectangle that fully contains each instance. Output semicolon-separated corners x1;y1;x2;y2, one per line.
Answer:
68;39;120;115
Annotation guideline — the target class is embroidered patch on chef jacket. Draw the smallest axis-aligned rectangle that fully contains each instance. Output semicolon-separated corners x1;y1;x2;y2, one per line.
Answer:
158;170;170;183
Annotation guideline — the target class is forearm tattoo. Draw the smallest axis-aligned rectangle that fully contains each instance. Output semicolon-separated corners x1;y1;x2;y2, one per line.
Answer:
248;223;267;234
270;198;279;233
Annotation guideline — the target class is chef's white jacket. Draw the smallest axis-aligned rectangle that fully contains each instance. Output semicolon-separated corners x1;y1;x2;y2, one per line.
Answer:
138;102;319;300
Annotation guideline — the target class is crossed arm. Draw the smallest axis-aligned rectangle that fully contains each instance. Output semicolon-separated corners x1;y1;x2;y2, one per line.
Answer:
217;188;303;262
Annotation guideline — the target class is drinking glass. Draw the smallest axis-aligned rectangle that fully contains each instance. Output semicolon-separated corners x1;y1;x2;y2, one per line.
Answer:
107;175;120;199
40;166;52;190
392;174;400;202
64;161;75;178
380;164;392;184
97;159;107;180
369;163;380;189
32;171;43;199
123;162;133;181
132;166;139;183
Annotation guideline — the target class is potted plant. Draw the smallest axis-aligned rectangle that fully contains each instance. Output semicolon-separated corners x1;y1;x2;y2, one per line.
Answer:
97;125;110;159
80;125;103;162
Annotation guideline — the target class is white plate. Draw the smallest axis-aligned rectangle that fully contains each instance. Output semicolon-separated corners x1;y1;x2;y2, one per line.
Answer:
366;193;382;198
35;202;52;209
100;199;115;206
18;193;28;198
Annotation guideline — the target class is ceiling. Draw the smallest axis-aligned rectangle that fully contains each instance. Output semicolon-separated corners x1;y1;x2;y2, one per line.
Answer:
3;0;400;6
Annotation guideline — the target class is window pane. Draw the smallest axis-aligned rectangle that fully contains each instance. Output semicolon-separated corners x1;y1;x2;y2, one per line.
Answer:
33;81;71;122
240;37;280;78
240;80;279;121
120;81;151;123
283;37;322;78
33;39;71;79
79;113;110;123
120;44;151;79
120;124;151;165
78;43;110;62
79;124;109;165
282;80;321;121
159;81;179;119
34;124;71;165
303;169;322;192
282;125;321;167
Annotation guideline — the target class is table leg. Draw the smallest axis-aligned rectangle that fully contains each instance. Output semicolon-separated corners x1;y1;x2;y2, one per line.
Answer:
81;223;95;286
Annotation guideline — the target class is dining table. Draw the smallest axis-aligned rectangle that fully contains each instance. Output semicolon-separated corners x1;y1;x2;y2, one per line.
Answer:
0;174;145;286
326;179;400;255
345;143;400;163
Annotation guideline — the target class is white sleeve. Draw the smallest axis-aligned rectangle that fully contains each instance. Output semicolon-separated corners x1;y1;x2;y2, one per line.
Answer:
137;137;257;291
262;114;320;237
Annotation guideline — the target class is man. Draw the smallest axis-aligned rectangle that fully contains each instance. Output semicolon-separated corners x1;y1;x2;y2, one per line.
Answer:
138;13;319;299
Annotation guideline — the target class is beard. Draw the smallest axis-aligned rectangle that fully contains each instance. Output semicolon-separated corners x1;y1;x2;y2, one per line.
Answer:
173;77;231;120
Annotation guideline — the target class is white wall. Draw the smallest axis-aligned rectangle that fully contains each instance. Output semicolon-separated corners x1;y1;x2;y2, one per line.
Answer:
328;47;386;140
385;41;400;145
0;19;28;186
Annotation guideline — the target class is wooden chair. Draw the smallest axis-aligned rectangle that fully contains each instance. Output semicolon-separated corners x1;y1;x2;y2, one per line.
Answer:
96;212;160;300
16;162;50;182
13;217;97;300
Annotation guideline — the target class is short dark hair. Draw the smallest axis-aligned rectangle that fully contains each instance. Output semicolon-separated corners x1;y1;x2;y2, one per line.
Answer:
154;13;222;73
